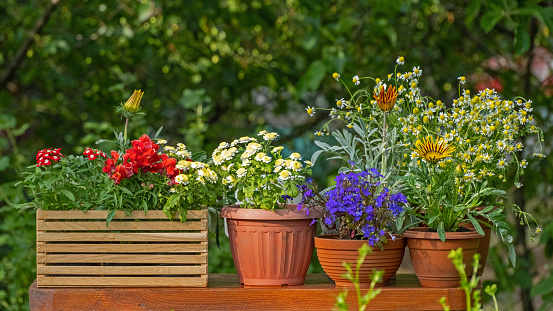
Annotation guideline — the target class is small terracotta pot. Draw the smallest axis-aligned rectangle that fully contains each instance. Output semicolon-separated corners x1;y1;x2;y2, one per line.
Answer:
315;235;406;287
404;227;482;288
221;205;321;286
464;206;496;276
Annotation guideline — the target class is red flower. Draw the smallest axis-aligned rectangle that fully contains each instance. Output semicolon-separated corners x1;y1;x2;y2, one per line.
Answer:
103;134;181;184
36;148;64;167
111;164;128;184
84;148;107;159
161;154;179;180
124;134;163;174
103;151;120;174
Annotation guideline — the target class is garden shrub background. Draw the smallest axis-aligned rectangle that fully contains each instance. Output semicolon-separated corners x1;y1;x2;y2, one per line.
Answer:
1;1;553;310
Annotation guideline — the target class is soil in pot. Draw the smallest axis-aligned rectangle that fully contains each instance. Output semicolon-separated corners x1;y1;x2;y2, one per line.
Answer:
404;227;482;288
315;234;406;287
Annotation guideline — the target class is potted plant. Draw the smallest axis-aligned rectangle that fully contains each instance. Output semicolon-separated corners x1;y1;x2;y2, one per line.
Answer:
307;57;544;284
400;136;506;287
17;90;219;287
213;130;321;286
298;165;409;287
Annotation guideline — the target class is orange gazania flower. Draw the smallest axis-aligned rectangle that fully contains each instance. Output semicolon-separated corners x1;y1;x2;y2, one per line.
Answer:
373;85;398;112
412;136;456;163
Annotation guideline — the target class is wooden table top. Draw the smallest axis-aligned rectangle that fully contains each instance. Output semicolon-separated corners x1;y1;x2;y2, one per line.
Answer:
29;274;467;311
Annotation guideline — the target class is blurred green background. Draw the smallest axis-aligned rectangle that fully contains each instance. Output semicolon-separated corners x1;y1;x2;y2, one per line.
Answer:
1;0;553;310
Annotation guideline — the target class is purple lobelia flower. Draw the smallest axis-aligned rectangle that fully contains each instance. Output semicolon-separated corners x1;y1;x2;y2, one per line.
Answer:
297;167;406;247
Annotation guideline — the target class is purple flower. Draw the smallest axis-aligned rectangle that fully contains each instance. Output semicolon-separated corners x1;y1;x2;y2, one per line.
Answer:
297;167;406;244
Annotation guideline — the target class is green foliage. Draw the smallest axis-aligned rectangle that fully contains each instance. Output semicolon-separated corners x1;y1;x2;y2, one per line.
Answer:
212;131;312;210
15;154;113;211
311;120;408;188
335;244;383;311
401;161;508;233
0;208;35;311
442;248;499;311
1;0;553;310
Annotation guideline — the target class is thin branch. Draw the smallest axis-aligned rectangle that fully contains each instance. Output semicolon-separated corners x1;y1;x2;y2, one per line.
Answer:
0;0;62;89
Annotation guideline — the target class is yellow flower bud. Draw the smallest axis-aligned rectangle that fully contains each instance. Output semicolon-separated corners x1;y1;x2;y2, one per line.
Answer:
124;90;144;113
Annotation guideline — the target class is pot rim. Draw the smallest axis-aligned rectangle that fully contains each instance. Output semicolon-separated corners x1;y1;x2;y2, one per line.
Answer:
221;204;323;220
403;227;483;240
315;234;405;249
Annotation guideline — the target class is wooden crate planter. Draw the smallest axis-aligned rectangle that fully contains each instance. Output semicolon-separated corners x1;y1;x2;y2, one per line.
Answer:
36;209;208;287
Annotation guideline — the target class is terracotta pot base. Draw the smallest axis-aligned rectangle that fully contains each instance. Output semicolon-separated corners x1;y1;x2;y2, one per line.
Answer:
315;235;406;287
221;205;321;287
404;227;482;288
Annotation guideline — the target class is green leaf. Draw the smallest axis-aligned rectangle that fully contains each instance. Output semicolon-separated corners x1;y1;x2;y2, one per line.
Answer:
12;123;30;136
515;28;531;54
465;0;482;24
480;9;504;33
296;60;326;96
119;186;134;197
539;7;553;36
531;275;553;297
60;190;75;202
154;126;164;139
179;209;188;222
310;149;325;165
0;156;10;171
106;210;116;227
508;242;517;267
467;214;484;236
301;32;318;50
437;222;446;242
382;26;397;47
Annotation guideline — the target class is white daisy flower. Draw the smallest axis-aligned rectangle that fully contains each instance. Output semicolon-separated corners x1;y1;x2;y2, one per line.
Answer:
263;132;279;141
396;56;404;65
279;170;291;181
236;167;247;178
305;106;315;117
175;174;189;185
255;153;266;161
335;98;345;108
290;153;301;160
176;150;191;158
352;75;360;85
271;146;284;153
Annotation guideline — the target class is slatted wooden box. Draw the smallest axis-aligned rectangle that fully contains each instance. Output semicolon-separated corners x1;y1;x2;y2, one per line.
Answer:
36;209;208;287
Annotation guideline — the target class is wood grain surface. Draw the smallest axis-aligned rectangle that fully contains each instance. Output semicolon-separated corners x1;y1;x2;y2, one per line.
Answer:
36;209;208;288
29;274;468;311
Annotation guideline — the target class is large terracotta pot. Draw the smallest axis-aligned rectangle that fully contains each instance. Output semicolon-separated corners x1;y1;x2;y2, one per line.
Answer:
221;205;321;286
404;227;482;288
464;206;497;276
315;235;406;287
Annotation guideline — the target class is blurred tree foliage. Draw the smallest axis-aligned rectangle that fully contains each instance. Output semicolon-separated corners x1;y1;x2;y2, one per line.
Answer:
1;0;552;310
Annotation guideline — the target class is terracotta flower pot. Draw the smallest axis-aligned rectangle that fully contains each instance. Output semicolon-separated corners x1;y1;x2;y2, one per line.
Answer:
221;205;321;286
315;235;406;287
464;206;496;276
404;227;482;288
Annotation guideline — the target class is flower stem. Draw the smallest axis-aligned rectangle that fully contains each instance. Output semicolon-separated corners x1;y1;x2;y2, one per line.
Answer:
124;117;129;142
381;113;387;177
